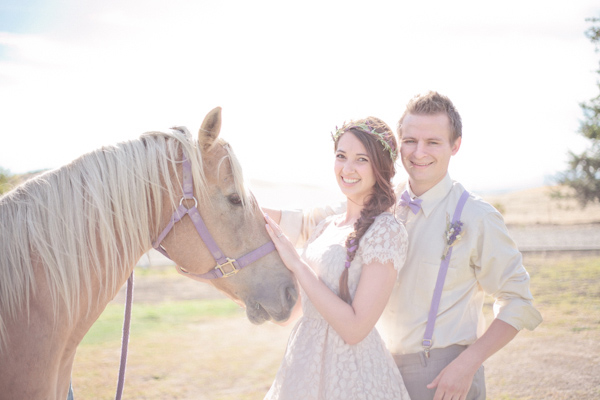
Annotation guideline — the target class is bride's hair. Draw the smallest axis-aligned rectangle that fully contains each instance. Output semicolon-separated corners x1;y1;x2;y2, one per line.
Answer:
332;117;397;304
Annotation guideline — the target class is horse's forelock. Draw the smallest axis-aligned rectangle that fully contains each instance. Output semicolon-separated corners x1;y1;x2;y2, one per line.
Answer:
221;142;257;216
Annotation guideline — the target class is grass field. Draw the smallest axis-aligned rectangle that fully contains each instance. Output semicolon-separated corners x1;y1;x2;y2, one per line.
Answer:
70;253;600;399
483;254;600;399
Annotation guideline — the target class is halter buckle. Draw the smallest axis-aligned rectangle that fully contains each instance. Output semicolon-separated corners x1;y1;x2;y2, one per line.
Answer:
215;258;239;278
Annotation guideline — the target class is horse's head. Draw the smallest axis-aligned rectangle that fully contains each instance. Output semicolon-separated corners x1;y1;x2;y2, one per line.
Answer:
157;107;297;324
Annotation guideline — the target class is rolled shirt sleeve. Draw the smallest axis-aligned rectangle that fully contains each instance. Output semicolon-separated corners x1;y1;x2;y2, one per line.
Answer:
382;176;542;354
474;211;543;331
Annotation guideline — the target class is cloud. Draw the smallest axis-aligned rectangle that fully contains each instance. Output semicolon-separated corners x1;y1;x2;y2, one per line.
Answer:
0;0;599;194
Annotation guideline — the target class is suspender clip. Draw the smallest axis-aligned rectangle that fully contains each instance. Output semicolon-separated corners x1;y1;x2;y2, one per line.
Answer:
422;339;432;358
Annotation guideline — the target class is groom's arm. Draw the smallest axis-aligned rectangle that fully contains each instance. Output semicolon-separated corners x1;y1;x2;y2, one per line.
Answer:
263;204;345;248
427;319;517;399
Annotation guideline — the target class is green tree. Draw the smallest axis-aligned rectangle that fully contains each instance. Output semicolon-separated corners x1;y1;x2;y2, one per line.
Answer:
558;17;600;206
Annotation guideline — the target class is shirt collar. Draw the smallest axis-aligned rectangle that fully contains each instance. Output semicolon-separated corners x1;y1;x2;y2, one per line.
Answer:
404;173;453;218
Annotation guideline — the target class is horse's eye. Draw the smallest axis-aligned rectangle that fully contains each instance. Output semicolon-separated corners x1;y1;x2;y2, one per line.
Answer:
228;193;243;206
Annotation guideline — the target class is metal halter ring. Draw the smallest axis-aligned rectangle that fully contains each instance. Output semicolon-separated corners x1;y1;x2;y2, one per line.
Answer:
179;196;199;209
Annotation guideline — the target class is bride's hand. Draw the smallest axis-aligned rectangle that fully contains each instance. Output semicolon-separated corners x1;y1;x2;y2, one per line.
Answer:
264;214;302;272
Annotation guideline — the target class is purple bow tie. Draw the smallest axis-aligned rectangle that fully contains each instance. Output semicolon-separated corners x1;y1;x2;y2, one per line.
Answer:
399;190;422;214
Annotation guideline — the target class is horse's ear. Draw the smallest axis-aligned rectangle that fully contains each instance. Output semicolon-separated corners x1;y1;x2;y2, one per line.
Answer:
199;107;222;150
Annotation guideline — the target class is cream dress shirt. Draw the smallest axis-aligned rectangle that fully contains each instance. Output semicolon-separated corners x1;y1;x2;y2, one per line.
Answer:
280;173;543;355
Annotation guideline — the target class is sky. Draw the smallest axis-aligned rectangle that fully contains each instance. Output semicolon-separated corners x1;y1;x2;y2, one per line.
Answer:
1;0;599;205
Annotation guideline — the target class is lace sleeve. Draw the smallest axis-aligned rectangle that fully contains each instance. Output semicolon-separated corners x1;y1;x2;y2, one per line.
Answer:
358;213;408;272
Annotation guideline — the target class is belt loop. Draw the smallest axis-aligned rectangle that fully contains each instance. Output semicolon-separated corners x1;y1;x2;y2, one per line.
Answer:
419;351;428;367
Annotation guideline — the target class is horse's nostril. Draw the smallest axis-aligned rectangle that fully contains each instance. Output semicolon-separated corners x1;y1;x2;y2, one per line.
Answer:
285;285;298;307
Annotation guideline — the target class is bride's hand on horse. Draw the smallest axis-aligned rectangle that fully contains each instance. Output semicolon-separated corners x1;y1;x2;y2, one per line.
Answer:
264;214;302;273
262;208;282;224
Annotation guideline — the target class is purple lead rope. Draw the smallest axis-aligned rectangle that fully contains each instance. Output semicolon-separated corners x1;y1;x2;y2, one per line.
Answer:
112;150;276;398
115;272;134;400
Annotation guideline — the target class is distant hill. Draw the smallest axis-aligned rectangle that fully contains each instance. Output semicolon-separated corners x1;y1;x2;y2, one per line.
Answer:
6;172;599;227
251;180;600;227
483;185;600;226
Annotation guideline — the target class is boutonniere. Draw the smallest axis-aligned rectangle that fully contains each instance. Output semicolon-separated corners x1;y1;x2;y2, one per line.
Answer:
442;215;464;260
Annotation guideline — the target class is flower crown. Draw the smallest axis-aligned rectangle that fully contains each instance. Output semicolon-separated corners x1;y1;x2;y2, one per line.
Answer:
332;122;398;162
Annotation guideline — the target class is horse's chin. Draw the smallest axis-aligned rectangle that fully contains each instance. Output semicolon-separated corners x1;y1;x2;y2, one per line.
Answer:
246;304;272;325
245;302;294;325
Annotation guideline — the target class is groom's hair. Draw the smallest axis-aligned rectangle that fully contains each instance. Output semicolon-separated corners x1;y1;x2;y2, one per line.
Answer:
397;91;463;144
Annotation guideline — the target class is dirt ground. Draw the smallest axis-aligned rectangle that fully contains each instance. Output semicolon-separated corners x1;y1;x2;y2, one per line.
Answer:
111;254;599;400
104;186;600;399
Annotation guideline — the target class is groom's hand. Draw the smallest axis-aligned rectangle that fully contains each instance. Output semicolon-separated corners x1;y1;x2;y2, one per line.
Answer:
427;354;477;400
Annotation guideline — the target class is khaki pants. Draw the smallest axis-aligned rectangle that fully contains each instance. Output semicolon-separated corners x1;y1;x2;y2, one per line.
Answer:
393;345;486;400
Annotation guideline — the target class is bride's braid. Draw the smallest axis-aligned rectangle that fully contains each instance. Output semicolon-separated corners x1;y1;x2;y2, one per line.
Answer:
333;117;398;304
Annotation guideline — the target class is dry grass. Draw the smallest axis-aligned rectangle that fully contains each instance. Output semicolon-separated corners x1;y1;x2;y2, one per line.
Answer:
70;254;600;400
69;185;600;399
483;254;600;400
73;303;293;400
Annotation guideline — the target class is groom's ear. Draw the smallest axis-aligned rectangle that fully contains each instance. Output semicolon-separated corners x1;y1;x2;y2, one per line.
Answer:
451;136;461;156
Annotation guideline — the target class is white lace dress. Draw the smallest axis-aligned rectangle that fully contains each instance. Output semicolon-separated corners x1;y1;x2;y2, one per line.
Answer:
265;212;410;400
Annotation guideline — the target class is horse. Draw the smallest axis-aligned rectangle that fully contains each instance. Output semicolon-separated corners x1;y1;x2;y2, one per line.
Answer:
0;107;297;400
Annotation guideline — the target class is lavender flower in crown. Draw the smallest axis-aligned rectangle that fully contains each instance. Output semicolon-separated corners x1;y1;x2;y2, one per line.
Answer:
442;217;464;260
332;121;398;162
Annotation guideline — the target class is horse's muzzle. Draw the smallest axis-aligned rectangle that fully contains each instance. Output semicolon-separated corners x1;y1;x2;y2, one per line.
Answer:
246;283;298;324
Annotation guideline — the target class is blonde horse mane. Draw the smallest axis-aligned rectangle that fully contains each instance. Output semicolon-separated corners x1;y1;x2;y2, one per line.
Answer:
0;127;253;348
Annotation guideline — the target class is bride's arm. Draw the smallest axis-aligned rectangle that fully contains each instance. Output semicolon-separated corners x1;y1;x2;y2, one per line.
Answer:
265;215;397;345
293;258;396;345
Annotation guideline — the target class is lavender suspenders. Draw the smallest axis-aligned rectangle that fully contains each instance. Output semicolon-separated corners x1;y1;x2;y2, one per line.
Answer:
422;190;470;357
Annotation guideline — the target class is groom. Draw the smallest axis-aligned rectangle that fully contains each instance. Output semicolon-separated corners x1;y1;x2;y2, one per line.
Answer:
378;91;542;399
276;91;542;400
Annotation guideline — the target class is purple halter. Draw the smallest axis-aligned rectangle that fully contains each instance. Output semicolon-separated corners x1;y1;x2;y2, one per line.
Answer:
152;154;276;279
